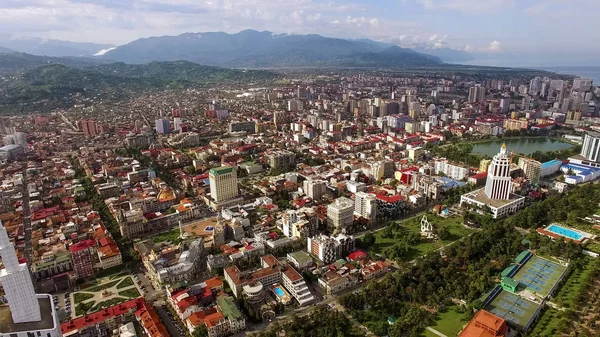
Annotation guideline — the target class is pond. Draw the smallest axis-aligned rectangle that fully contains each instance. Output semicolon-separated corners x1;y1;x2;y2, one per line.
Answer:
471;138;574;157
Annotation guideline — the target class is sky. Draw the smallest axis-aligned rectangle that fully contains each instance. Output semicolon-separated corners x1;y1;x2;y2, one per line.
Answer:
1;0;599;66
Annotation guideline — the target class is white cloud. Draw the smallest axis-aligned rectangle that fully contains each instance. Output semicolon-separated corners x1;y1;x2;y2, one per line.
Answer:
306;13;321;21
418;0;515;13
487;40;501;52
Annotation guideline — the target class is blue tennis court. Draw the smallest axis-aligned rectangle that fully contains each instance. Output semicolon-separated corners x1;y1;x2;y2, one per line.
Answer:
485;290;541;331
511;255;567;297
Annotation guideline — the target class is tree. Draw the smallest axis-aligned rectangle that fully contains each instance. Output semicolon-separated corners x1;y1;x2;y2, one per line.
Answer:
437;227;451;240
192;324;208;337
183;165;196;175
363;232;376;247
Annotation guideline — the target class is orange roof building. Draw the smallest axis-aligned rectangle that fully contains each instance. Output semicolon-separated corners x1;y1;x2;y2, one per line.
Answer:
458;310;508;337
136;299;169;337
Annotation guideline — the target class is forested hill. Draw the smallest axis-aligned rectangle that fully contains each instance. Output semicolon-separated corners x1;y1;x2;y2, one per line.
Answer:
0;62;278;113
91;61;277;82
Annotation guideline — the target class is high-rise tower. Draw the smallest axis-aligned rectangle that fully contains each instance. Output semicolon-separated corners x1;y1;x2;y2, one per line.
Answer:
0;221;62;337
484;144;512;200
0;221;41;323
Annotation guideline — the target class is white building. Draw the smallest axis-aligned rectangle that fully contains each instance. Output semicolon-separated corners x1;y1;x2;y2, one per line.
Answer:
303;179;327;200
281;266;315;306
468;86;485;103
460;145;525;218
0;221;62;337
434;158;469;180
354;191;377;222
484;144;512;200
326;197;354;231
346;180;367;193
209;166;239;204
580;131;600;163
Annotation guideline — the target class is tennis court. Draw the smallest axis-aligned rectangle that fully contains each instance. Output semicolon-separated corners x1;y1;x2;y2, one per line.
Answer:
511;255;567;297
484;290;541;331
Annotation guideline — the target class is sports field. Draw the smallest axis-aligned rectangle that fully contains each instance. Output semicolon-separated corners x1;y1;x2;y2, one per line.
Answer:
511;255;566;297
485;290;541;331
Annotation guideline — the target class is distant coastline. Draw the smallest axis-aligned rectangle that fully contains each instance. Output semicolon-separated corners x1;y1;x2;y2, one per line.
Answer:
539;66;600;84
459;60;600;83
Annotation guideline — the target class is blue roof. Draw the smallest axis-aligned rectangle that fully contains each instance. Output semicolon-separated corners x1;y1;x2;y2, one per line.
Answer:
439;177;467;188
561;162;600;177
542;159;562;169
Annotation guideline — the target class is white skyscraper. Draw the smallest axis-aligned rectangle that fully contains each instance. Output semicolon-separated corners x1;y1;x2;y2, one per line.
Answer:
0;221;40;323
468;86;486;103
580;131;600;163
0;221;62;337
460;145;525;218
484;144;512;200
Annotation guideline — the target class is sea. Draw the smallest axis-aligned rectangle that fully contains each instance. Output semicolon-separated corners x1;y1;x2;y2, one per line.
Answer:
539;66;600;84
460;60;600;83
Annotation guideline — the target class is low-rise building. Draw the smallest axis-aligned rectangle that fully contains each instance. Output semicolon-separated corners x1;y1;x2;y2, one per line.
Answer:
286;251;313;271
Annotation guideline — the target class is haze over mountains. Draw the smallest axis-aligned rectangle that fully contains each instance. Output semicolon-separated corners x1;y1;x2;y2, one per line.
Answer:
0;36;113;57
0;30;475;69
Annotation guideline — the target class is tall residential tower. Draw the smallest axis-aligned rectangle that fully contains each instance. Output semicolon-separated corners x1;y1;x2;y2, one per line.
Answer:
0;221;62;337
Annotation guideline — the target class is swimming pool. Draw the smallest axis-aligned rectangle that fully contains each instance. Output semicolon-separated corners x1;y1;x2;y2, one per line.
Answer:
274;287;285;297
546;224;586;241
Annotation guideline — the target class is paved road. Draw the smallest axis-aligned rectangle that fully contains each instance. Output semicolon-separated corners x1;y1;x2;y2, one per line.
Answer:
155;304;186;337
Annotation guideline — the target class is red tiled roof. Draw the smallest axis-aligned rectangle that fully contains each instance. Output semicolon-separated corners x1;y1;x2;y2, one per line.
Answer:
375;194;403;203
61;298;144;334
69;239;96;253
137;300;169;337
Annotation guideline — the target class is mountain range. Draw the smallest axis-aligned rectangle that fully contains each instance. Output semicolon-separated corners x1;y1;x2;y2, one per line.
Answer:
0;45;13;54
0;30;475;68
97;30;445;68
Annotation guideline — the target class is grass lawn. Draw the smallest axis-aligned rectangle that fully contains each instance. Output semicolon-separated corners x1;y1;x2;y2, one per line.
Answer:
91;297;128;312
151;228;182;244
116;277;134;289
73;292;94;304
118;288;141;299
423;306;467;337
422;330;438;337
85;280;119;293
75;301;94;316
370;213;472;262
90;264;130;280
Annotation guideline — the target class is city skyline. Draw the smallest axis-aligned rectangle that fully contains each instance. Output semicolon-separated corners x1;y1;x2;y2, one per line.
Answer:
1;0;599;66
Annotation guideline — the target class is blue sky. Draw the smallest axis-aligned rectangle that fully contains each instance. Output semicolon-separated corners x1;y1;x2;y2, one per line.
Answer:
0;0;598;65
